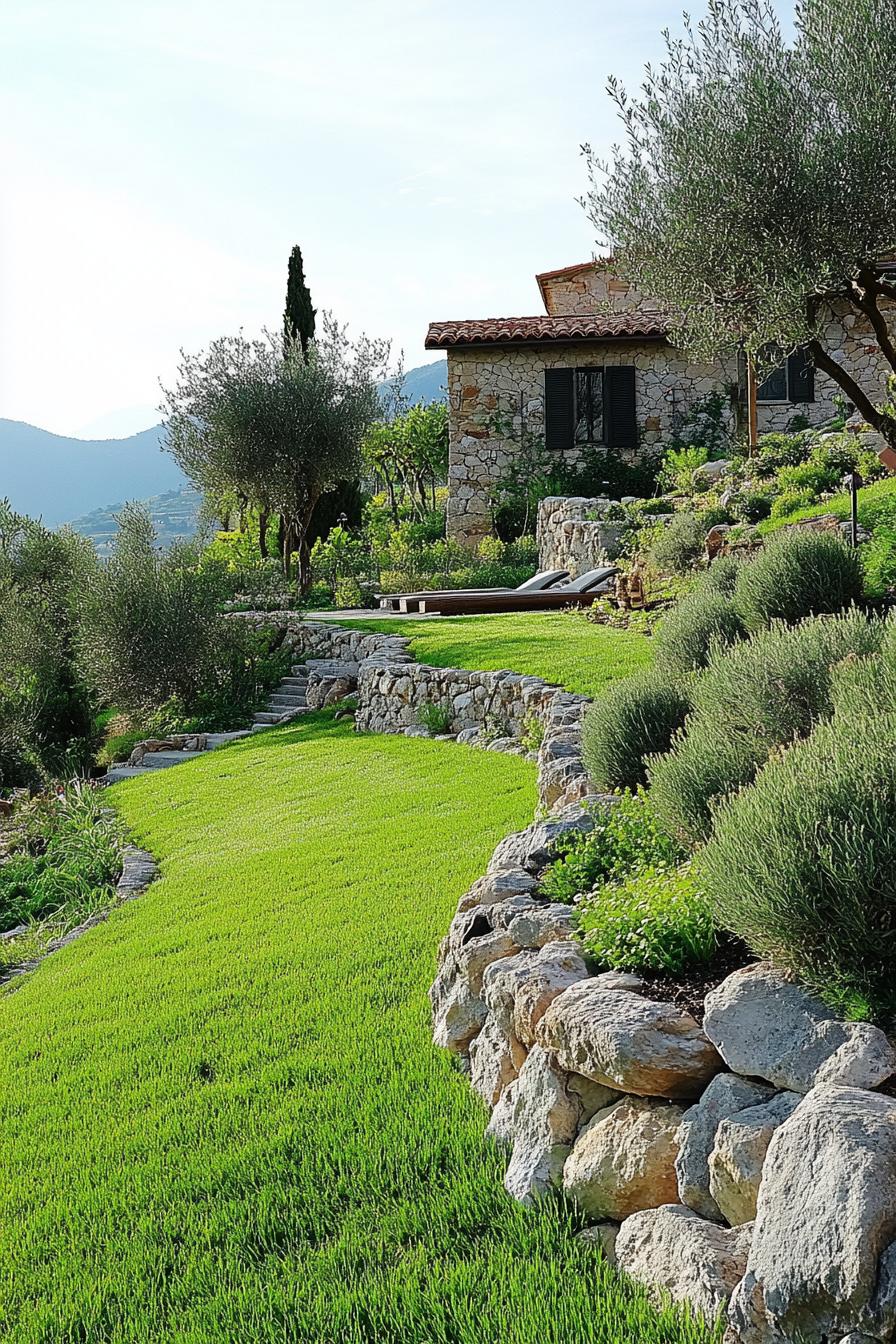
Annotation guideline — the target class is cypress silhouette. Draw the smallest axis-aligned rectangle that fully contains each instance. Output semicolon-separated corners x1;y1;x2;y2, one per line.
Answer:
283;245;316;360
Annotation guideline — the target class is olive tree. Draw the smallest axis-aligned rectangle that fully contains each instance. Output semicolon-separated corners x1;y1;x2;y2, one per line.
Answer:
584;0;896;447
161;315;387;591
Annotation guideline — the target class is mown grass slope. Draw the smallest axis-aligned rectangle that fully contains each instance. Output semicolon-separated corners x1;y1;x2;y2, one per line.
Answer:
330;612;652;698
0;716;707;1343
757;473;896;534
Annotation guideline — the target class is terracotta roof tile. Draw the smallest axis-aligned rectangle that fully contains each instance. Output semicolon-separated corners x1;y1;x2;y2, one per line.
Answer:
424;312;669;349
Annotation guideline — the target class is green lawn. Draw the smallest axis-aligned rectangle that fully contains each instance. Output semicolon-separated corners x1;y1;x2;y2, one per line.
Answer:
757;473;896;534
0;717;707;1344
328;612;653;699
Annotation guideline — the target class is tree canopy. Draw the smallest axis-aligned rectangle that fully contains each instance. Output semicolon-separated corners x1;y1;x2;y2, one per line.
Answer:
584;0;896;444
160;316;388;590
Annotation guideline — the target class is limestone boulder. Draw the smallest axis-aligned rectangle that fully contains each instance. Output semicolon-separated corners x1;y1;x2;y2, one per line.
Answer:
485;1077;518;1146
506;903;576;949
487;801;602;875
430;960;487;1053
709;1091;801;1227
469;1013;526;1106
453;928;518;997
703;964;896;1093
676;1073;776;1221
483;941;589;1046
616;1204;751;1324
502;1046;594;1204
728;1086;896;1343
538;981;722;1099
455;867;537;916
562;1096;684;1220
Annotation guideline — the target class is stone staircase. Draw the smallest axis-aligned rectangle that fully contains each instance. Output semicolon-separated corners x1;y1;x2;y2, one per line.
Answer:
251;667;310;732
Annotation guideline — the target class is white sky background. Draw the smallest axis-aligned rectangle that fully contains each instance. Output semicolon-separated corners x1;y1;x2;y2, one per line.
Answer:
1;0;790;438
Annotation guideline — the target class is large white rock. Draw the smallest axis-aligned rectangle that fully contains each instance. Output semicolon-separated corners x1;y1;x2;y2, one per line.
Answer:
483;940;589;1046
485;1079;517;1146
703;965;896;1093
562;1096;684;1220
709;1091;801;1227
676;1072;776;1221
501;1046;592;1204
507;902;576;948
616;1204;752;1324
728;1086;896;1343
487;802;600;875
468;1013;526;1106
538;981;722;1099
456;867;537;915
453;928;518;998
430;958;487;1052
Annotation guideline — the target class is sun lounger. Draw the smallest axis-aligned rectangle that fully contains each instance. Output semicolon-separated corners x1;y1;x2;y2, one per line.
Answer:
376;569;570;614
415;566;619;616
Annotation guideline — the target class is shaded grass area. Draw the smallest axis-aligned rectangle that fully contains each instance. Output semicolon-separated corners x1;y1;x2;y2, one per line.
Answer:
0;716;709;1343
328;612;653;699
757;473;896;534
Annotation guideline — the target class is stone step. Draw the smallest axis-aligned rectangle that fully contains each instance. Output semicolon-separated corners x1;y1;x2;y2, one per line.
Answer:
269;694;307;707
139;750;205;768
253;711;285;724
291;665;310;676
104;765;151;782
281;675;308;686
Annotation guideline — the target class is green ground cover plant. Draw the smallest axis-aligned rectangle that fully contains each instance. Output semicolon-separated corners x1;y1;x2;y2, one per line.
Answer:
332;612;653;699
0;717;709;1344
541;791;681;904
0;782;123;965
757;474;896;535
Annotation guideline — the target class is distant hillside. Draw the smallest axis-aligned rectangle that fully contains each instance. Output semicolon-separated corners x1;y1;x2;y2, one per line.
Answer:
68;487;204;554
1;361;447;535
379;358;447;408
0;420;186;527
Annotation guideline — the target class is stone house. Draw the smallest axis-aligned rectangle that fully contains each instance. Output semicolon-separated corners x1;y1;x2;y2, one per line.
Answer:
426;259;892;547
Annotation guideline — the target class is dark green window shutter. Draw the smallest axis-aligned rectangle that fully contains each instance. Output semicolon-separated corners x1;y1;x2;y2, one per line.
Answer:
605;366;637;450
544;368;575;450
787;347;815;403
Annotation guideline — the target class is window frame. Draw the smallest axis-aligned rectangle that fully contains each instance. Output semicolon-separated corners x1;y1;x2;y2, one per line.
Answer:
573;365;605;446
756;346;814;405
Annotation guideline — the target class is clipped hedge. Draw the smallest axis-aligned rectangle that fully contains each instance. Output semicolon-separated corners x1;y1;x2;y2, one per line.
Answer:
582;674;691;792
701;714;896;1022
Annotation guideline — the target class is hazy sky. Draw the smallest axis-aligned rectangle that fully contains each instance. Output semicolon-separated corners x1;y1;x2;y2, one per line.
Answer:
1;1;787;438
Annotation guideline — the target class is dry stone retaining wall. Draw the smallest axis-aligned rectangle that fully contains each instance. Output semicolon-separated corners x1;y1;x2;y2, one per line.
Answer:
236;612;896;1342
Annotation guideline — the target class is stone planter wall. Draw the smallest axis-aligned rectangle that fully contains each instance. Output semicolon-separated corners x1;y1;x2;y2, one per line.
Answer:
236;611;896;1343
536;496;628;578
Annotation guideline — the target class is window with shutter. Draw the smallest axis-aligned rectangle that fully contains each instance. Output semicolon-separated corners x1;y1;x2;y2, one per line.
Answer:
544;368;575;450
575;369;604;445
605;366;638;450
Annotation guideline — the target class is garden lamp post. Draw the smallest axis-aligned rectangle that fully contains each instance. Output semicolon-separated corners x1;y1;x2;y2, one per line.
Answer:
842;471;862;548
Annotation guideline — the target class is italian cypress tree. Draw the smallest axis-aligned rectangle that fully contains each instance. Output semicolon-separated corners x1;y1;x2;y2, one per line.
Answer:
283;245;316;360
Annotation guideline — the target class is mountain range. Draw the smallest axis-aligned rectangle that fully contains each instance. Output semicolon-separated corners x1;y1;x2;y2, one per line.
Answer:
0;359;447;538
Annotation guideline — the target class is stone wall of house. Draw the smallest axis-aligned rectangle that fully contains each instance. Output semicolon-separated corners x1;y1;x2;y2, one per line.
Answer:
446;340;725;548
540;263;663;317
535;496;629;578
445;295;896;549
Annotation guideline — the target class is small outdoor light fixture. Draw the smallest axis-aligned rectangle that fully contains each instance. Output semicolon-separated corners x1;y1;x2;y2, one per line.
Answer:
337;511;348;528
842;471;862;547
